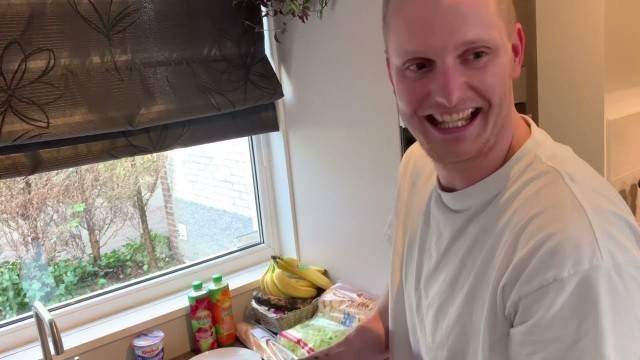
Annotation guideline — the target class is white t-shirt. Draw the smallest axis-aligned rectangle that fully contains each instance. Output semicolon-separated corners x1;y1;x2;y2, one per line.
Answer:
388;117;640;359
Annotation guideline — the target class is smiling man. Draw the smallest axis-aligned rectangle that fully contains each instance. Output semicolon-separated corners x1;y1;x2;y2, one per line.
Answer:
306;0;640;359
386;0;530;192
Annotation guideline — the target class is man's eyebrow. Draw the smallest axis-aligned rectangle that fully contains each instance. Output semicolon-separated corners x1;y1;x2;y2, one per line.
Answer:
456;38;494;50
390;38;496;58
391;49;433;59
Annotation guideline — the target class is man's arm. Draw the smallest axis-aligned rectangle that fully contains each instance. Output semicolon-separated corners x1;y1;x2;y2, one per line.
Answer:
508;264;640;359
303;289;389;359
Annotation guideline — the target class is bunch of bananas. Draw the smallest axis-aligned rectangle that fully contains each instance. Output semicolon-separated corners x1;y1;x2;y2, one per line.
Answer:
260;256;333;299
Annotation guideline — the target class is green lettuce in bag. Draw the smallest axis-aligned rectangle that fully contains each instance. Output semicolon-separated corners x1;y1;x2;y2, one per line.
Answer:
278;316;350;357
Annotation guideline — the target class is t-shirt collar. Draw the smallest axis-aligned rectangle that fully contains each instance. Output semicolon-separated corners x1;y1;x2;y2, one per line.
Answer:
436;115;542;211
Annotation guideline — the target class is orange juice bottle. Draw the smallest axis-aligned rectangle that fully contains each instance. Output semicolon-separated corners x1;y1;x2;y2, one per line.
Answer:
208;274;237;347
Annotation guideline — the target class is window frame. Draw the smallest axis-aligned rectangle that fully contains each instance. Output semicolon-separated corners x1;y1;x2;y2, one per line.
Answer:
0;134;281;354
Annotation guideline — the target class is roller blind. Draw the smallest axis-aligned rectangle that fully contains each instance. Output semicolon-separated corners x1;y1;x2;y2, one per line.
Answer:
0;0;283;178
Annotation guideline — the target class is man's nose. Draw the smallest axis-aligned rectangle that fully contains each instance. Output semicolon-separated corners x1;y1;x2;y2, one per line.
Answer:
431;64;463;108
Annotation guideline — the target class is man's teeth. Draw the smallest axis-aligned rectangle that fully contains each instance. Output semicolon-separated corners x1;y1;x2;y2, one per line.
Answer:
433;108;474;123
431;108;476;129
437;119;469;128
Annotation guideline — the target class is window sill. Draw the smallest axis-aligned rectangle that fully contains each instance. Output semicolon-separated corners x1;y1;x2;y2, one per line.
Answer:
0;262;267;360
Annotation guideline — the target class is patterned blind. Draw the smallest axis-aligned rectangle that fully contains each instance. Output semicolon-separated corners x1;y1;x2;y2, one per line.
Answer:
0;0;283;178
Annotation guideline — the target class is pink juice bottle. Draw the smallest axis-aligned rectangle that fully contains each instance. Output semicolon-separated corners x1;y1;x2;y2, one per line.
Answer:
188;281;217;353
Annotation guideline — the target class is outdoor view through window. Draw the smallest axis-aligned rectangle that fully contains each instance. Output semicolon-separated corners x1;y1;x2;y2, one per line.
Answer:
0;137;261;324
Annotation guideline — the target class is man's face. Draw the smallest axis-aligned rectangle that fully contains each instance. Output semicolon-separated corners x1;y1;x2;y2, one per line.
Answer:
386;0;524;165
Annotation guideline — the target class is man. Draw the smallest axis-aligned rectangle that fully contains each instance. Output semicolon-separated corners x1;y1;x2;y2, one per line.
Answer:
307;0;640;359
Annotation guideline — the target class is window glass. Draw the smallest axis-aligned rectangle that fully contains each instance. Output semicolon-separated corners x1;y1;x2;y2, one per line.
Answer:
0;138;261;324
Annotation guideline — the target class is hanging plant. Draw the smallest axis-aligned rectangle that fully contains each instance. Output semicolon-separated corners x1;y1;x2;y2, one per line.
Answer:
236;0;331;42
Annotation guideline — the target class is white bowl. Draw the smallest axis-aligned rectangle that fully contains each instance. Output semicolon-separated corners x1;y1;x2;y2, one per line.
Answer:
190;347;262;360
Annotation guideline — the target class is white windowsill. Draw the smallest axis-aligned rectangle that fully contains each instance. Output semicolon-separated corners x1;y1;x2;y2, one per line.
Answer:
0;262;267;360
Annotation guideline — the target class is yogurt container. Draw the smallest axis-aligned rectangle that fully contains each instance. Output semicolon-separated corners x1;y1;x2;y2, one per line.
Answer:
132;329;165;360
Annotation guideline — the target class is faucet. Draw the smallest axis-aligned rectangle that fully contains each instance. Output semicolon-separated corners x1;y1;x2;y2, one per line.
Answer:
32;301;64;360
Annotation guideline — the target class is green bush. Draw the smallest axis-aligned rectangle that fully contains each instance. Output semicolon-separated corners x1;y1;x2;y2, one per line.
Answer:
0;233;181;322
0;261;28;319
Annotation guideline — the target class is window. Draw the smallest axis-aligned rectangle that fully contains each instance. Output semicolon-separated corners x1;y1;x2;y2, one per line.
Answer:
0;135;277;352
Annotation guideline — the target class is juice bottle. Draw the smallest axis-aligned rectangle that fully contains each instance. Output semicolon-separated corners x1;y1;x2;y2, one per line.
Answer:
188;281;217;353
208;274;237;347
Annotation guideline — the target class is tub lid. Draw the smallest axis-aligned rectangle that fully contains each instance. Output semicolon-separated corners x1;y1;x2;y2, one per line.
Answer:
132;329;165;347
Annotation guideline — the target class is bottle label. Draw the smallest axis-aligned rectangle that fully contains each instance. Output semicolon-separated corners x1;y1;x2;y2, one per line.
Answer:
190;297;218;353
211;285;237;346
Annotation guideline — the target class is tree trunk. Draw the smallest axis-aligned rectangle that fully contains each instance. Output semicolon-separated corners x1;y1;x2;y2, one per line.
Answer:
86;221;101;263
23;179;45;262
159;166;182;262
77;169;102;263
135;184;158;271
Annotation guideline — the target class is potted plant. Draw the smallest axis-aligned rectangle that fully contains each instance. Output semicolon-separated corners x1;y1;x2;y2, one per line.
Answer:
237;0;331;42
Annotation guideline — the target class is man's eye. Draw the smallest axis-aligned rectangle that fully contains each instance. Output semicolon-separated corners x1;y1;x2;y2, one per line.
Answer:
406;61;432;73
468;50;489;61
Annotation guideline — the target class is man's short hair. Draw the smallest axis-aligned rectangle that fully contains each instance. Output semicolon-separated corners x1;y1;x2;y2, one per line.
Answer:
382;0;517;40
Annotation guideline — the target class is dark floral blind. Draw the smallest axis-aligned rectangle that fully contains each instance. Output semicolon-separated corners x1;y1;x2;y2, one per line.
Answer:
0;0;283;179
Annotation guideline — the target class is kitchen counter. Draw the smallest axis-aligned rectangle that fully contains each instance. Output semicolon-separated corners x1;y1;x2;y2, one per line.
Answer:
172;341;248;360
173;352;196;360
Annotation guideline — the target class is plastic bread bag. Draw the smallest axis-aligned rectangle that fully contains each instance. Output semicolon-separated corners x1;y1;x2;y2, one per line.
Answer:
277;316;350;358
315;283;378;328
237;321;298;360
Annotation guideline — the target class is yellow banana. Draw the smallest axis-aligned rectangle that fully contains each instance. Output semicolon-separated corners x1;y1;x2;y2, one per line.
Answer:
273;256;333;290
264;263;288;298
272;256;326;276
272;268;318;298
260;264;270;293
310;265;327;275
273;258;296;274
274;259;316;288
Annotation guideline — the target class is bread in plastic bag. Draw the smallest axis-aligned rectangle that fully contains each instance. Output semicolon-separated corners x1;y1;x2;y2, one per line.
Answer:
316;283;378;328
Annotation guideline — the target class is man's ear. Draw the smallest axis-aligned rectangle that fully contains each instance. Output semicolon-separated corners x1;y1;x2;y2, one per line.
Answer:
386;55;397;95
511;23;525;78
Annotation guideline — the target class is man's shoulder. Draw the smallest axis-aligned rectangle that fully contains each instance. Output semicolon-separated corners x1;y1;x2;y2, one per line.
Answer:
511;138;637;251
397;142;436;186
501;136;640;302
390;143;437;240
523;133;630;226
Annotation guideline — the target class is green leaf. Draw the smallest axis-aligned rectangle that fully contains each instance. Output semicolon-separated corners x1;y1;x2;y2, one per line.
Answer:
70;218;81;228
289;0;302;15
70;203;86;213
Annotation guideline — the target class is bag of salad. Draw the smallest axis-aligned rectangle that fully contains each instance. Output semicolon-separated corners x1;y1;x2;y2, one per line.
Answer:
277;316;350;358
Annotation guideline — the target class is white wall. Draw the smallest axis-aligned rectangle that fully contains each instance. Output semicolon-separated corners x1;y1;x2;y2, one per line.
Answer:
605;0;640;94
607;109;640;215
603;0;640;219
275;0;400;296
536;0;606;175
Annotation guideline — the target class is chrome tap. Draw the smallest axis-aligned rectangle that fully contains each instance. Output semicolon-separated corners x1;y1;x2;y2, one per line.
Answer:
32;301;64;360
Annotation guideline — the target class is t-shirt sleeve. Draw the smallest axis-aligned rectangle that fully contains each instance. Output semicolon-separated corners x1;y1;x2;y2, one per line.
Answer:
508;264;640;360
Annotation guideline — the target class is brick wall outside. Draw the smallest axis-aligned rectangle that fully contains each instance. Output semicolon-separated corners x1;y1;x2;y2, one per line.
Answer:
166;138;258;224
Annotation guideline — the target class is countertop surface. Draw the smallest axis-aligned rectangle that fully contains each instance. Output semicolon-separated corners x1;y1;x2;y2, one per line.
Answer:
172;341;248;360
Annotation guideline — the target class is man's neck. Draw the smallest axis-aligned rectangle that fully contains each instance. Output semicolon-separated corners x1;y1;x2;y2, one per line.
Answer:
436;112;531;192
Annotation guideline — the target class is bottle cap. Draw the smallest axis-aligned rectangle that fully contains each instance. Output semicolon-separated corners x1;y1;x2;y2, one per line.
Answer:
192;280;203;291
212;274;223;283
